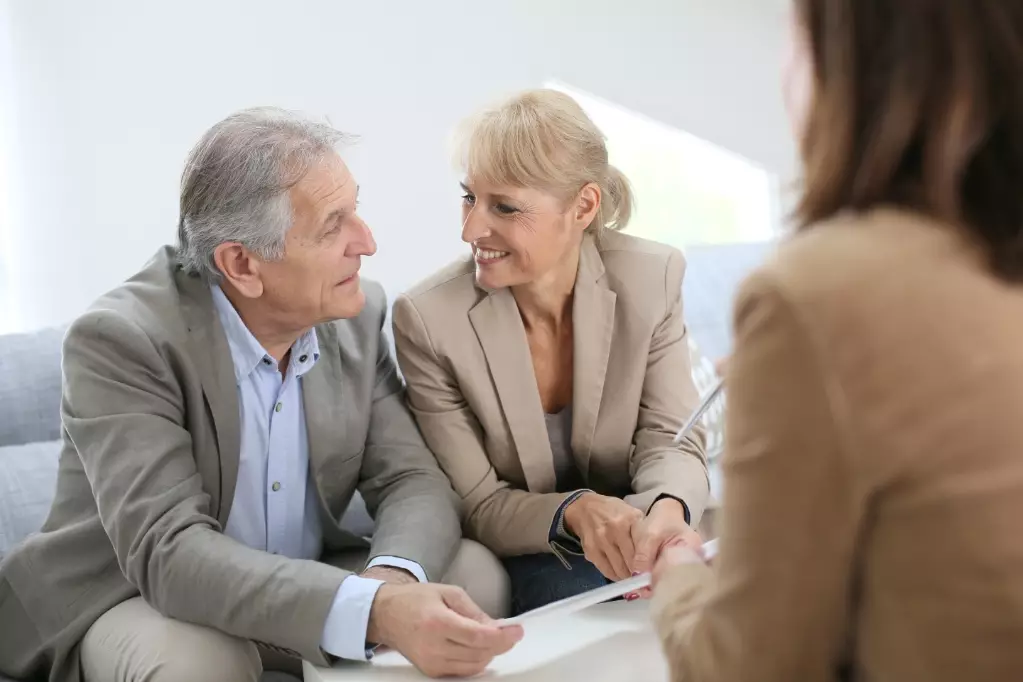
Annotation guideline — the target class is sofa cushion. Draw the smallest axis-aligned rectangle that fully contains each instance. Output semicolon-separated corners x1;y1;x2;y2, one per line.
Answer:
0;327;65;447
0;440;61;558
683;241;774;360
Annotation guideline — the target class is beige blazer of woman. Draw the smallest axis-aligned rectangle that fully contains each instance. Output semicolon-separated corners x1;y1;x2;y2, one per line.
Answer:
392;231;709;557
651;209;1023;682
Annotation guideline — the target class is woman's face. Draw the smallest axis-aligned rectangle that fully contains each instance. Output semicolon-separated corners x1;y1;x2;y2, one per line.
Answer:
783;8;814;143
459;177;593;290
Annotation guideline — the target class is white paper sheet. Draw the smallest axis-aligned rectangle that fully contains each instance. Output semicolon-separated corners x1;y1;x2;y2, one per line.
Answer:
499;573;653;626
499;538;719;626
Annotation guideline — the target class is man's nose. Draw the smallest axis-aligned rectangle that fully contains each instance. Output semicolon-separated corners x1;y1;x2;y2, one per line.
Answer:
349;216;377;257
461;205;490;244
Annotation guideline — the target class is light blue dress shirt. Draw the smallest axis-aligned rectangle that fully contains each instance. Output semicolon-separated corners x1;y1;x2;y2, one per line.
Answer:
211;286;426;661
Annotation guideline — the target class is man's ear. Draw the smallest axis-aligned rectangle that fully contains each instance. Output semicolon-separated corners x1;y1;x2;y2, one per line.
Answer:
213;243;264;298
573;182;602;233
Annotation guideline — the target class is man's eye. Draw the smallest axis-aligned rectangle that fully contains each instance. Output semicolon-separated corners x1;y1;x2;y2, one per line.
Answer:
495;203;518;215
461;193;476;206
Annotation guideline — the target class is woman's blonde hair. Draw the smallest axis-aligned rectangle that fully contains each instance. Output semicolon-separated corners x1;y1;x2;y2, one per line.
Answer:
455;88;633;233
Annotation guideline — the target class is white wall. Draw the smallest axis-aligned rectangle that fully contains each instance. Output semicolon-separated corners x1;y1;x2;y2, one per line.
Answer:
1;0;794;332
0;0;22;333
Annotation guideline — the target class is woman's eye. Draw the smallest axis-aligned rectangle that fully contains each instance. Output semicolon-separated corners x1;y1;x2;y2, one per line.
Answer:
461;193;476;206
495;203;518;215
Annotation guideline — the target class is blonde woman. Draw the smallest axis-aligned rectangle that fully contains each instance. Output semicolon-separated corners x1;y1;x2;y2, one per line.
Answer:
650;0;1023;680
392;89;708;616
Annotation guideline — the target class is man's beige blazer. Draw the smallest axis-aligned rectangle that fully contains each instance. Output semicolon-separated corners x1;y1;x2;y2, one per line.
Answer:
0;247;461;682
392;231;709;557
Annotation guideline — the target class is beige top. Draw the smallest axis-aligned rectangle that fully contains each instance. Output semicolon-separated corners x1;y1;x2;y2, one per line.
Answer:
651;209;1023;682
393;231;709;557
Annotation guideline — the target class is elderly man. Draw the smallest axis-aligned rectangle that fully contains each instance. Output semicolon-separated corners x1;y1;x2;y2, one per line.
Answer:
0;108;520;682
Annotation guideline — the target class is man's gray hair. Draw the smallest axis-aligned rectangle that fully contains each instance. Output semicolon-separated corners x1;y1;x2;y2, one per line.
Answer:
177;107;349;282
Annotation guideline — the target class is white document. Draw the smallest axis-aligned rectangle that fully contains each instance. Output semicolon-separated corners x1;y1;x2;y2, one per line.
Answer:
499;538;719;626
499;573;653;626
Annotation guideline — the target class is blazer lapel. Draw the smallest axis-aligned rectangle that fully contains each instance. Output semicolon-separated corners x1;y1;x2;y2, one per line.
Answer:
571;236;617;478
469;288;558;493
176;269;241;525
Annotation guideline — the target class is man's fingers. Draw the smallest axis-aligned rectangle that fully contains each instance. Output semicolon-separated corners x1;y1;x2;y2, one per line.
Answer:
441;642;497;665
441;586;489;623
436;659;489;679
438;610;521;650
446;629;519;659
418;656;487;680
440;616;501;648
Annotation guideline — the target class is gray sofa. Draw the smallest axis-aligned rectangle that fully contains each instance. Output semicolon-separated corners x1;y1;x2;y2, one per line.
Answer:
0;241;771;681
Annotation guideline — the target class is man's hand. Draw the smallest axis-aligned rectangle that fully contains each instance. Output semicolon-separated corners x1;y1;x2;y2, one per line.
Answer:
361;566;418;586
563;493;644;581
367;583;523;679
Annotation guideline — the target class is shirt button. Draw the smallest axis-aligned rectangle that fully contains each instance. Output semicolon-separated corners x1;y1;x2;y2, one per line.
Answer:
275;402;282;413
299;354;308;363
262;358;273;366
271;481;281;492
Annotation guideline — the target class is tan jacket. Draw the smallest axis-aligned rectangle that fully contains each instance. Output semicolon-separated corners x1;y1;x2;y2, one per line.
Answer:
392;231;709;557
652;209;1023;682
0;247;461;682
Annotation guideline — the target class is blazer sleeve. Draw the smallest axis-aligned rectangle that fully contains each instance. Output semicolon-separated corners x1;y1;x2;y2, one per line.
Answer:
625;248;710;523
60;310;346;665
355;291;463;581
392;294;575;557
650;270;862;682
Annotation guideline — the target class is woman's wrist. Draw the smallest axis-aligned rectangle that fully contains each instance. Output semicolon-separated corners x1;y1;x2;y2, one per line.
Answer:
649;496;687;521
563;491;596;536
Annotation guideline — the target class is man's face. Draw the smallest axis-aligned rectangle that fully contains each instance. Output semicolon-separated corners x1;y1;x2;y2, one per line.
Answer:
258;154;377;326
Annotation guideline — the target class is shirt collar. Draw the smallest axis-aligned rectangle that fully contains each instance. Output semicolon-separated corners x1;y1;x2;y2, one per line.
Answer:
210;285;320;384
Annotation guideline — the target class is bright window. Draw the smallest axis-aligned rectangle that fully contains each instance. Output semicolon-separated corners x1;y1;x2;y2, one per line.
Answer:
548;81;778;248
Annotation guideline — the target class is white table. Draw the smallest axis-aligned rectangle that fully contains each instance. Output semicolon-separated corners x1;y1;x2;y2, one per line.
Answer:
303;601;669;681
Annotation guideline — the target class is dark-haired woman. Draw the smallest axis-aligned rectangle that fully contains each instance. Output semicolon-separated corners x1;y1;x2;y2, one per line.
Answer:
651;1;1023;681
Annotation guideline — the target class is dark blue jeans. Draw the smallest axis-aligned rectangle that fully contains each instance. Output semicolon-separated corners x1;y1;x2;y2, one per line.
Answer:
503;552;610;616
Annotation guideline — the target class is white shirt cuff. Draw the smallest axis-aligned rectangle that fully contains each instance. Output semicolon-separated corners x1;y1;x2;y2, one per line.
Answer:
365;555;428;583
320;575;384;662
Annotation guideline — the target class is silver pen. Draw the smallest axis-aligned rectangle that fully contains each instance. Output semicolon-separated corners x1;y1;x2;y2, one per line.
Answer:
673;378;725;445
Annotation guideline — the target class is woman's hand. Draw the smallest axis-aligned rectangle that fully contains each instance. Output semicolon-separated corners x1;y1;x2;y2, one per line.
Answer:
563;493;644;581
651;544;705;589
626;498;702;598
